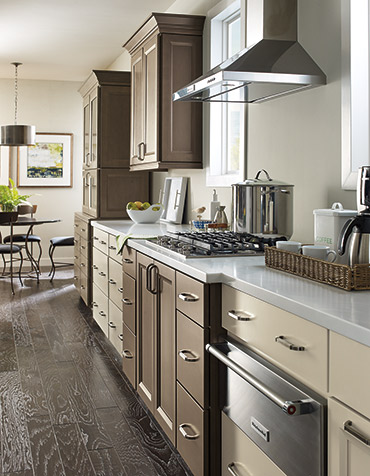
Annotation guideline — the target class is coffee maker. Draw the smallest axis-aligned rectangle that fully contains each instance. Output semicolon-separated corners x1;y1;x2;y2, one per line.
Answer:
338;166;370;265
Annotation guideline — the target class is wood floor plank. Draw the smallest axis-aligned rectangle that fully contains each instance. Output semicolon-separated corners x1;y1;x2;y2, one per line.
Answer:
97;407;156;476
10;300;32;348
0;372;33;474
41;320;73;362
16;347;49;418
53;423;95;476
88;448;126;476
0;342;17;372
27;414;66;475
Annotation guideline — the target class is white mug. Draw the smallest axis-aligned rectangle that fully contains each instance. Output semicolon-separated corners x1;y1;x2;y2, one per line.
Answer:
276;241;302;253
302;245;337;262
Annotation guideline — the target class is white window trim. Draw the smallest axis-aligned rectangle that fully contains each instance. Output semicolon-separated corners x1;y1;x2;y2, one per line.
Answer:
204;0;247;188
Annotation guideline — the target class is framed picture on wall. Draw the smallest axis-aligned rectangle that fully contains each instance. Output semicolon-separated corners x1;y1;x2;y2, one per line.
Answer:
17;132;73;187
0;147;10;186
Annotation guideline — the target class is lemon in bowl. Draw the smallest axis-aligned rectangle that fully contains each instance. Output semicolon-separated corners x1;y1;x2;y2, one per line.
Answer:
126;202;164;223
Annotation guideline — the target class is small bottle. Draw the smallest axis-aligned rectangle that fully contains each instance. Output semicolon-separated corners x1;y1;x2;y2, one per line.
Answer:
210;189;220;221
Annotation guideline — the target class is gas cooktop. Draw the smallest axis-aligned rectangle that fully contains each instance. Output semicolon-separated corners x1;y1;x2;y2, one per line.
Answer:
149;231;286;259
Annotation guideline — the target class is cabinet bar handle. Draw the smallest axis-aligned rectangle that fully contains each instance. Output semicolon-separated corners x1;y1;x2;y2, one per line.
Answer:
109;245;116;250
108;279;116;285
93;265;98;269
108;321;116;328
81;228;86;232
344;420;370;446
91;301;98;308
137;141;145;161
179;350;199;362
227;310;253;321
122;350;133;359
123;258;133;264
119;334;124;341
275;335;305;352
98;271;106;277
80;285;85;290
179;423;200;440
99;240;107;245
118;287;123;293
227;463;246;476
93;236;98;240
99;311;106;317
80;263;85;267
178;292;199;302
122;298;133;305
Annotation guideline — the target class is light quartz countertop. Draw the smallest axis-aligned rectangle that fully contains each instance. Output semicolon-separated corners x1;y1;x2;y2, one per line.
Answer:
92;220;370;348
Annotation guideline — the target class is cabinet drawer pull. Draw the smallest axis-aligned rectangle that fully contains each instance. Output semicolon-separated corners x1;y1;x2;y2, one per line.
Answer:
227;463;244;476
74;224;79;228
179;423;200;440
99;240;107;245
118;287;123;293
179;350;199;362
178;292;199;302
119;334;124;342
98;271;106;277
81;245;86;250
93;265;98;270
108;321;116;328
108;279;116;285
344;420;370;446
275;335;305;352
109;245;116;250
91;301;98;308
123;258;133;264
227;310;253;321
93;236;98;241
99;311;106;317
73;276;78;281
81;228;86;232
122;350;133;359
80;263;86;267
80;285;85;290
122;298;133;305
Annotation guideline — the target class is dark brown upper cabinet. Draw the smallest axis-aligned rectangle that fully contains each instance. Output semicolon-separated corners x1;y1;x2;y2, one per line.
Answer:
124;13;205;171
79;70;132;169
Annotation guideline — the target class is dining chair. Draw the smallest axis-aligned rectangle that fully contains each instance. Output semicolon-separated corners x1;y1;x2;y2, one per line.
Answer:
48;236;74;281
0;211;24;294
3;204;42;272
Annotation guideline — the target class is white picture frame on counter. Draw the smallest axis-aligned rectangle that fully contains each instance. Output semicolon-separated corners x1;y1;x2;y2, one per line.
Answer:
160;177;187;224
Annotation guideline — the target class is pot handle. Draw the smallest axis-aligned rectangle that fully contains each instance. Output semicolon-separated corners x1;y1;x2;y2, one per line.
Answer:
255;169;272;181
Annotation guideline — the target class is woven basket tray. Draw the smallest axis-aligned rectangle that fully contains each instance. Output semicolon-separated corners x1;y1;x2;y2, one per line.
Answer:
265;247;370;291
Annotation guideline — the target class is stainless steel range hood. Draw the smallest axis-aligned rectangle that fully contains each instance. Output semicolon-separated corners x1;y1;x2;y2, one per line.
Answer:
173;0;326;103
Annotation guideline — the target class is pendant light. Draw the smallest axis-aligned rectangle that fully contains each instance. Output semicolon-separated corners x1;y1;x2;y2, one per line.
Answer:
1;62;35;146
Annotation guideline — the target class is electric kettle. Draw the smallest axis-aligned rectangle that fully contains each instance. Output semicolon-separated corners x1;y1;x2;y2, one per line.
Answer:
338;166;370;265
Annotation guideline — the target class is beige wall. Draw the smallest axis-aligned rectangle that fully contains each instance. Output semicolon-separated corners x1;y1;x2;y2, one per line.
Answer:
0;78;82;267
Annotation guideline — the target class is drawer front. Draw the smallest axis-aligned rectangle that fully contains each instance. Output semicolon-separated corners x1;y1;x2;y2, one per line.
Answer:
92;228;109;255
176;273;205;327
108;234;120;263
177;383;206;476
79;221;89;241
108;258;123;309
74;268;81;294
122;246;136;278
80;236;88;258
330;332;370;419
222;413;285;476
222;285;328;393
177;311;206;407
93;247;108;296
74;216;82;236
122;272;136;334
80;271;88;305
79;253;89;275
122;323;136;388
108;300;123;354
92;284;109;337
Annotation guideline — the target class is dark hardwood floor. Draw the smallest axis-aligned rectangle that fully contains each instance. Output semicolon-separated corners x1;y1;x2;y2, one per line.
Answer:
0;270;193;476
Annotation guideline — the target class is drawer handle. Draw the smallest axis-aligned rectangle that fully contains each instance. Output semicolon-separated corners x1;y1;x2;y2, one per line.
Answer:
227;310;253;321
81;228;86;232
179;350;199;362
122;298;133;305
275;335;305;352
80;263;86;267
108;321;116;329
91;301;98;308
93;236;98;241
118;287;123;293
99;311;106;317
81;245;86;250
227;463;245;476
93;265;98;270
74;224;79;228
80;285;85;290
123;258;133;264
99;240;107;245
73;276;78;281
109;245;116;250
108;279;117;285
98;271;106;277
119;334;124;342
122;350;133;359
178;292;199;302
179;423;200;440
344;420;370;446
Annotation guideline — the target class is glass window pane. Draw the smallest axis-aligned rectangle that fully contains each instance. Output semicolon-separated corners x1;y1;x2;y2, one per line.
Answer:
226;103;242;173
228;17;241;57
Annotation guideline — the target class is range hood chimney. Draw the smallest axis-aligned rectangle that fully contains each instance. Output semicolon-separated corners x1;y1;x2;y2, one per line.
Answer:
173;0;326;103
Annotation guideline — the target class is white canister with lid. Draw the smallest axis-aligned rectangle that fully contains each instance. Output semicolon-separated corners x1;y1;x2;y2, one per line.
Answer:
313;202;357;264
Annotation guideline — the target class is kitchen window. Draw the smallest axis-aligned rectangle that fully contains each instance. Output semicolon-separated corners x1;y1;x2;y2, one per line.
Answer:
206;0;246;187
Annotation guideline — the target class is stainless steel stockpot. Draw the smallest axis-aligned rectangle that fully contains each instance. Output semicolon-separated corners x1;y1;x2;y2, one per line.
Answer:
231;169;294;238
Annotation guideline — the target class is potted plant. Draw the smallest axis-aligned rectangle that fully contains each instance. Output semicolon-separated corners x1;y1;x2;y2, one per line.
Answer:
0;178;31;212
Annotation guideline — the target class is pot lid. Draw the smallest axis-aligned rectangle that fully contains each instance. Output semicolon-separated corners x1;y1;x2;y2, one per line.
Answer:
233;169;294;187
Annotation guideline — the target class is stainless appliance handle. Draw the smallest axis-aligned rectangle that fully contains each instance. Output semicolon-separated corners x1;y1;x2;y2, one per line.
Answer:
178;423;200;440
275;335;305;352
344;420;370;446
206;343;314;416
227;310;253;321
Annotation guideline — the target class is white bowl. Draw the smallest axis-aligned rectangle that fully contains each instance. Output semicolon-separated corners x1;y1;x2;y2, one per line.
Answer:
126;204;164;224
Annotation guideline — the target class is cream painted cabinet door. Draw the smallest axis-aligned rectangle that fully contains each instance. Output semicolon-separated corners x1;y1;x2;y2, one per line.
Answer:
329;398;370;476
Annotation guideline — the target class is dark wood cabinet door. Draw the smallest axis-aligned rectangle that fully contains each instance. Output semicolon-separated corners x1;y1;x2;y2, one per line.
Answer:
143;34;158;166
130;49;144;167
90;89;98;169
154;261;176;444
136;253;155;412
83;96;90;169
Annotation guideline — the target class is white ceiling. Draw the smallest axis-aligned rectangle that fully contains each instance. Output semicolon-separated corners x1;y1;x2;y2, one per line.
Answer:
0;0;175;82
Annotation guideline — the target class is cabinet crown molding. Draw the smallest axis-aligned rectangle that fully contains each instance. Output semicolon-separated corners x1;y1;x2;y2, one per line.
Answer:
79;70;131;97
